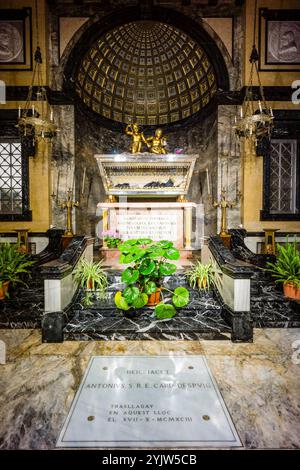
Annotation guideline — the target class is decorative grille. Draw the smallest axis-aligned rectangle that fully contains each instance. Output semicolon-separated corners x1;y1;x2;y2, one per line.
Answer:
269;140;297;214
0;142;23;214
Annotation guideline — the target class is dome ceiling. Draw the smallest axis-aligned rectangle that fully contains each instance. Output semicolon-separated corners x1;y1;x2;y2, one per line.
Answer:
75;20;217;126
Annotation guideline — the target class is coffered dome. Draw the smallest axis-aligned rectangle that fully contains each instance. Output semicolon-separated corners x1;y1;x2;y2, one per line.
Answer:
75;20;217;126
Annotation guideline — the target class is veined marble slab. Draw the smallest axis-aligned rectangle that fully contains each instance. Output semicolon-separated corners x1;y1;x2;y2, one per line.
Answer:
56;355;241;448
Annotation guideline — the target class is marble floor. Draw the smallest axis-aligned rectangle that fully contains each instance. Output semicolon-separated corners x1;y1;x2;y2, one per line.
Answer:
0;328;299;449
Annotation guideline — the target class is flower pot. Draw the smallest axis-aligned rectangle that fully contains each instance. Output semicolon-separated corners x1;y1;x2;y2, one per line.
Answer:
197;277;207;289
147;288;161;306
0;281;10;300
283;282;300;300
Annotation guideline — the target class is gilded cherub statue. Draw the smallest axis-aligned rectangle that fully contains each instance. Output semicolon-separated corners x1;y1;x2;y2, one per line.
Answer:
125;122;147;154
147;128;167;154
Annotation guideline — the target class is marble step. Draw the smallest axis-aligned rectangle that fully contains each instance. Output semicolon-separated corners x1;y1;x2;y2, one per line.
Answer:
63;309;231;341
63;288;231;341
250;284;300;327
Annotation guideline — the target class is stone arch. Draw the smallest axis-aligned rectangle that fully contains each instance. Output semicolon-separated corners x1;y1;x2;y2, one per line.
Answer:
58;7;231;131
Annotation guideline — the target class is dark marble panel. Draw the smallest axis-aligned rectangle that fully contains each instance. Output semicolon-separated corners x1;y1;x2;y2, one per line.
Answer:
40;236;93;279
64;294;230;342
251;282;300;328
62;271;231;341
0;280;44;329
229;228;276;269
209;236;257;278
34;228;64;265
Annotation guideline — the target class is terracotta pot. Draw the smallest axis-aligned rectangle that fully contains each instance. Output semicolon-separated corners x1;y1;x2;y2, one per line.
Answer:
0;281;10;300
197;277;207;289
283;282;300;300
147;288;161;306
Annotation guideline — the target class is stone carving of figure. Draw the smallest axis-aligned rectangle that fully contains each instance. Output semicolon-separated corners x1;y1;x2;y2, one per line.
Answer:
0;23;23;63
125;122;147;154
147;128;167;154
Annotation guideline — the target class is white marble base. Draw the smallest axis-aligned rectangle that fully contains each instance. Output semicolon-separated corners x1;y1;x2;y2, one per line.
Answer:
44;243;93;313
201;244;250;312
56;355;241;448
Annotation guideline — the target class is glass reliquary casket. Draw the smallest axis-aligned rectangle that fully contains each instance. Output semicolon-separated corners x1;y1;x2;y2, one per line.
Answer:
94;154;197;197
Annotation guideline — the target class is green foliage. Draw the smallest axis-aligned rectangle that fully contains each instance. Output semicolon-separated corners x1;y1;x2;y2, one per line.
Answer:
73;258;108;290
155;303;176;319
186;261;214;291
114;238;189;316
172;286;190;307
73;259;108;306
123;286;140;303
121;267;139;284
266;238;300;288
104;236;122;249
0;243;35;295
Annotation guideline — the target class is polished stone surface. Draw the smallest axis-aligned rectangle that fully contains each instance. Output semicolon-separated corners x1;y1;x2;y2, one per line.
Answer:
251;275;300;328
56;355;241;448
0;279;44;329
0;328;299;449
63;273;231;341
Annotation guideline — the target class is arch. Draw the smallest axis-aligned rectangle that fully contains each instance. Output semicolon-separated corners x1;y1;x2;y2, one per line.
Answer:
62;6;230;132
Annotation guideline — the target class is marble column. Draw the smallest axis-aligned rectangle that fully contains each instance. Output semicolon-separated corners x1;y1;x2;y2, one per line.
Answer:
184;206;193;249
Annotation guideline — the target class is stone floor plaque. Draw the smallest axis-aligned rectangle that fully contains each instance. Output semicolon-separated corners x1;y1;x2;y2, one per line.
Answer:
56;355;242;448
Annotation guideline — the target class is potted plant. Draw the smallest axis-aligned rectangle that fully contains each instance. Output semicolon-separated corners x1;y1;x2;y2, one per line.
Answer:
266;238;300;300
102;230;122;249
114;238;189;318
0;243;35;300
73;258;108;306
186;261;214;290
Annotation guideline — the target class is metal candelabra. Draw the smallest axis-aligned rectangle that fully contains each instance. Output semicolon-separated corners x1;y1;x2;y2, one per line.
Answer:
211;188;242;245
60;189;79;237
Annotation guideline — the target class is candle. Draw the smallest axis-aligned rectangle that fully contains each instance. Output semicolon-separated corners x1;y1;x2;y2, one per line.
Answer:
240;106;243;118
81;167;86;195
234;115;237;124
226;154;229;191
18;105;21;118
32;104;35;116
56;170;60;196
221;162;223;191
270;107;273;117
72;169;75;198
258;100;262;113
50;108;53;122
206;168;211;195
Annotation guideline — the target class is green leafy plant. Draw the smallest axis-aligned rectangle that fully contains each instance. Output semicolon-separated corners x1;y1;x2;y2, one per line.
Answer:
73;258;108;306
102;230;122;249
186;261;214;290
266;238;300;288
0;243;35;297
114;238;189;317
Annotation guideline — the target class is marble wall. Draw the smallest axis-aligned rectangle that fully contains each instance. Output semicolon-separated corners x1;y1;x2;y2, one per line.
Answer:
217;105;242;232
73;106;219;238
48;0;244;238
51;105;76;231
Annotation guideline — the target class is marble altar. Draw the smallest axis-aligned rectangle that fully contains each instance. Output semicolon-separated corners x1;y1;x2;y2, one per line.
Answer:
94;154;197;198
96;202;201;250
